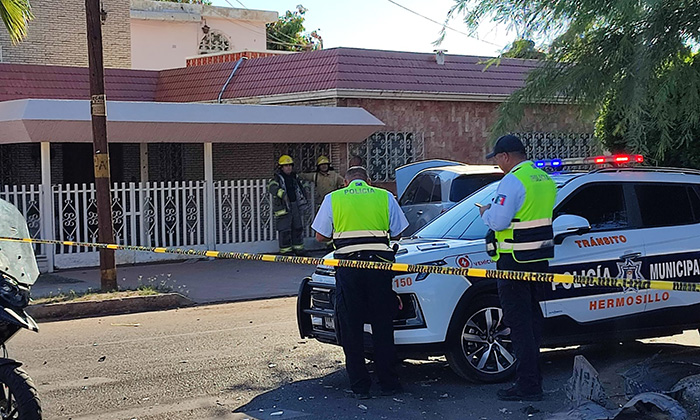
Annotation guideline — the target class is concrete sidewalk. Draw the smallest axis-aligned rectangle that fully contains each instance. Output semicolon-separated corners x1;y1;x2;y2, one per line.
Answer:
31;254;321;304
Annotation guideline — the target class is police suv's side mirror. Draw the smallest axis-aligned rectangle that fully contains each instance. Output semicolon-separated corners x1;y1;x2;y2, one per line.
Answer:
553;214;591;245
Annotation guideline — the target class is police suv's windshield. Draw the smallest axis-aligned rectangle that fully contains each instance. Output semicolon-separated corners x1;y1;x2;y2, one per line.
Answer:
414;183;497;240
414;173;579;241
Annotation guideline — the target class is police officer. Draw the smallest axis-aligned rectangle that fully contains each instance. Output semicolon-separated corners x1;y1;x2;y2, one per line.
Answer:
269;155;309;255
479;135;556;402
311;166;408;399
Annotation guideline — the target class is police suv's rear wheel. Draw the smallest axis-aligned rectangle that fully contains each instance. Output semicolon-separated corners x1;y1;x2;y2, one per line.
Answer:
446;295;516;383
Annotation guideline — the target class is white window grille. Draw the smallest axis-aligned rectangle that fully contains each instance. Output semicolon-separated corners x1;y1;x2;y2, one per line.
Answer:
199;30;231;55
348;132;425;183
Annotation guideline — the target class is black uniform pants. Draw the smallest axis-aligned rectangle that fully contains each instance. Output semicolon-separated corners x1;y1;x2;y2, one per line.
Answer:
334;250;400;394
275;201;304;253
496;253;547;393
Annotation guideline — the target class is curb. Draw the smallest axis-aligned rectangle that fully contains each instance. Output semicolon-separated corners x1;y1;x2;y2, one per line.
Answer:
26;293;195;322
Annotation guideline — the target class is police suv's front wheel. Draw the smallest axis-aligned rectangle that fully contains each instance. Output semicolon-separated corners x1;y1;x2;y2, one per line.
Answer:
446;294;516;383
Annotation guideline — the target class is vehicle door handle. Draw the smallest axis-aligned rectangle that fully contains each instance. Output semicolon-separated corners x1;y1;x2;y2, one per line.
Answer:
416;211;423;215
620;252;641;260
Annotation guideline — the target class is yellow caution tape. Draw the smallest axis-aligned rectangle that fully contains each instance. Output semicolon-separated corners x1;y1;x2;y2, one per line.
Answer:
1;236;699;293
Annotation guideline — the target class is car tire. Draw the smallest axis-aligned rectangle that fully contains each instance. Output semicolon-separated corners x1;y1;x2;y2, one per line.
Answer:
445;294;516;383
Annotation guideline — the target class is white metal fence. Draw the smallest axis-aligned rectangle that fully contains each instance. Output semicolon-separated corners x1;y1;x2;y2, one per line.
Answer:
1;179;315;270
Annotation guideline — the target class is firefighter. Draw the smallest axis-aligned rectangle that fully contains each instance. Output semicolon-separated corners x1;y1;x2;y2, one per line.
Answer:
268;155;309;255
299;155;345;210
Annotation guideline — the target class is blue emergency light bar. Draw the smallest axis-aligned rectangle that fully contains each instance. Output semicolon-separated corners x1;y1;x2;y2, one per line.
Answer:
534;154;644;168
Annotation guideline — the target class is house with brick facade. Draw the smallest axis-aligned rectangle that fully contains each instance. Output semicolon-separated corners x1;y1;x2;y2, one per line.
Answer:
0;47;595;271
158;47;596;187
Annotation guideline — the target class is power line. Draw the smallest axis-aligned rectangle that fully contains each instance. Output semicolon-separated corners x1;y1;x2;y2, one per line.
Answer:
385;0;502;48
218;0;309;45
210;2;315;49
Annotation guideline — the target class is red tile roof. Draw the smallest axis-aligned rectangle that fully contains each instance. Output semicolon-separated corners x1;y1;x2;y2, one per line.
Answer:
155;48;540;102
1;48;539;104
0;63;159;102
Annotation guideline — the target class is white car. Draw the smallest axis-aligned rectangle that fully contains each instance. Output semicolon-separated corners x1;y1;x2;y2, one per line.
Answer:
396;161;503;236
297;156;700;382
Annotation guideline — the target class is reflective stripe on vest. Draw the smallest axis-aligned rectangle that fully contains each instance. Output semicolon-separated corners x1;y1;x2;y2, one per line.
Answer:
495;161;556;263
331;180;391;254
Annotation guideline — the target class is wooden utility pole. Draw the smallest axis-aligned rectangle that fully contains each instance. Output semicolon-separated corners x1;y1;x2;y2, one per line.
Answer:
85;0;117;291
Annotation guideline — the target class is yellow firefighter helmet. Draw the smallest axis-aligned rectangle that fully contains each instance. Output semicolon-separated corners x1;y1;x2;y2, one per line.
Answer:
278;155;294;165
316;155;330;165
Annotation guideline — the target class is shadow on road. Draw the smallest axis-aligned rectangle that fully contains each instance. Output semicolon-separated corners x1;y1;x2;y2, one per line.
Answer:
232;338;700;420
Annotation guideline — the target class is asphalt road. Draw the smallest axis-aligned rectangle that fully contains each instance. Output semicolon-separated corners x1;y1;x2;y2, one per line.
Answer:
9;298;700;419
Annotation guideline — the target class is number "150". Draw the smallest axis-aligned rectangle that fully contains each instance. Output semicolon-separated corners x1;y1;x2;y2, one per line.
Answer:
394;277;413;288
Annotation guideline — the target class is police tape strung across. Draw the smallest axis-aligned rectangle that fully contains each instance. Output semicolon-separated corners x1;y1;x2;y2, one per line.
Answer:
2;236;700;293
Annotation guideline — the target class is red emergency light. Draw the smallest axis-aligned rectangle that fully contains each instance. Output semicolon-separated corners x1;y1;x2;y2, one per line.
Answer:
589;154;644;165
540;154;645;167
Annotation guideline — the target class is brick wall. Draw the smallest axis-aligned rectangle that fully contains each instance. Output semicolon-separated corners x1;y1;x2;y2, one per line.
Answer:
339;98;593;165
0;144;41;185
0;0;131;67
213;143;275;180
120;143;141;182
187;50;285;67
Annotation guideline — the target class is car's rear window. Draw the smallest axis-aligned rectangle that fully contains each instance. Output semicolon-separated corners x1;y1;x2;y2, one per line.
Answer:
634;183;700;227
449;173;503;202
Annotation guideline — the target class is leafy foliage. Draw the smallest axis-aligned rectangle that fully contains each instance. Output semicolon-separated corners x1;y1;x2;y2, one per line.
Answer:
0;0;33;44
447;0;700;166
502;39;545;59
266;5;321;51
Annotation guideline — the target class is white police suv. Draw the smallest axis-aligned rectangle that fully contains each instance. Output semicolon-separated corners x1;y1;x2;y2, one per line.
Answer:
297;155;700;382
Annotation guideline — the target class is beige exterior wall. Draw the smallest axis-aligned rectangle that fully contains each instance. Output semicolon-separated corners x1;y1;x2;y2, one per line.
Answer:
130;16;268;70
130;0;275;70
0;0;131;67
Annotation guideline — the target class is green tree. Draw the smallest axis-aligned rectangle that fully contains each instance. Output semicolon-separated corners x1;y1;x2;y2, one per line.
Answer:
1;0;33;44
502;39;545;60
266;5;321;52
446;0;700;167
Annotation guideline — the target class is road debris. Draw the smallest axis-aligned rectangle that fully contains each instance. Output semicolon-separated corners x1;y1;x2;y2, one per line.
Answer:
548;356;695;420
670;374;700;419
358;404;368;411
622;358;700;398
617;392;687;419
567;355;607;406
110;323;141;327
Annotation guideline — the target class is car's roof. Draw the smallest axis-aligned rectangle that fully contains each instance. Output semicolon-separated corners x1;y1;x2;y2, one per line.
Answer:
552;166;700;185
422;164;503;176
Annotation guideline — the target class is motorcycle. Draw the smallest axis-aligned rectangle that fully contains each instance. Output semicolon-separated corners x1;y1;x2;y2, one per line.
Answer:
0;198;41;419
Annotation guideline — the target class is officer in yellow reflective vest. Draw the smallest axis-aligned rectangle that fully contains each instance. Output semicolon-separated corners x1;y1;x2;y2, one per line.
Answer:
479;135;556;402
312;166;409;399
